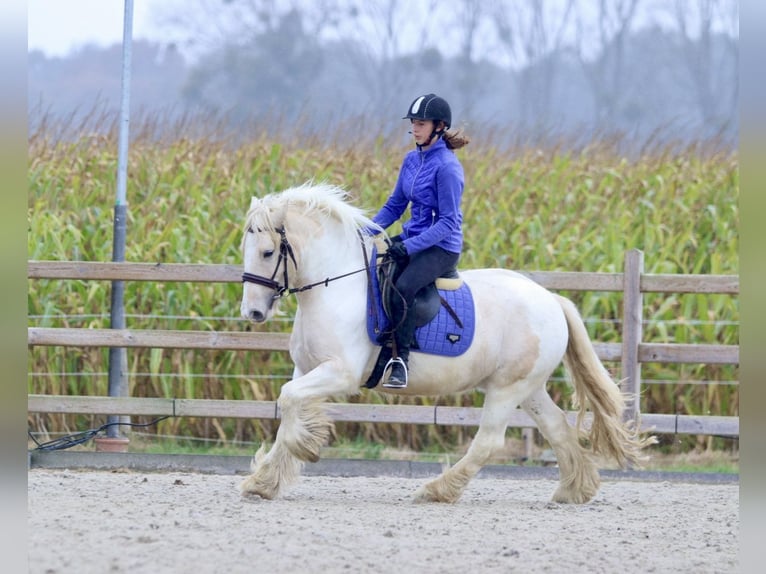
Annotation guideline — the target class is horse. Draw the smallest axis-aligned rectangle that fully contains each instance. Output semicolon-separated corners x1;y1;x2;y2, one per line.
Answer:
238;182;655;504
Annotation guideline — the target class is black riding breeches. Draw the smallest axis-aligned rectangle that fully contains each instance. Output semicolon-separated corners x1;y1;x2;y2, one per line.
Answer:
389;244;460;353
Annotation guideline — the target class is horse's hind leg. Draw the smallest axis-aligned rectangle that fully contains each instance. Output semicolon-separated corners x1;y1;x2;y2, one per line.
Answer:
521;388;600;504
414;385;524;504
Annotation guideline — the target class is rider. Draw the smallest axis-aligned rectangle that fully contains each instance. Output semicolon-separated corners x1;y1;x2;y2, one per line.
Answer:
371;93;470;388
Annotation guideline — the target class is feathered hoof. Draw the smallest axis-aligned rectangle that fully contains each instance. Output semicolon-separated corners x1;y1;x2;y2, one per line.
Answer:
239;473;279;500
413;480;461;504
551;484;597;504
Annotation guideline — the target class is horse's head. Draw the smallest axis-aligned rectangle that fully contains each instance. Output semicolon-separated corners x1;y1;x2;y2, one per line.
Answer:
240;183;381;323
240;196;291;323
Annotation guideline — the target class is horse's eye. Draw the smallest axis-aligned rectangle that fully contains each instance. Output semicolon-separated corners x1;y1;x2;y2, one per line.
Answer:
263;250;274;258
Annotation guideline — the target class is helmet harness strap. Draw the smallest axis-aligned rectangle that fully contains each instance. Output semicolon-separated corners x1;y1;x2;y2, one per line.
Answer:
416;123;444;151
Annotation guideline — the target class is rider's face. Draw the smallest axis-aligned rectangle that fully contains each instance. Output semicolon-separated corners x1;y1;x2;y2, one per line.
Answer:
410;119;436;146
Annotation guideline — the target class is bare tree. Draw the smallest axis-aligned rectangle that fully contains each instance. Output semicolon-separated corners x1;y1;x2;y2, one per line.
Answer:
154;0;356;125
573;0;641;129
156;0;347;60
321;0;448;121
448;0;492;119
670;0;739;136
335;0;416;113
491;0;576;136
129;0;737;148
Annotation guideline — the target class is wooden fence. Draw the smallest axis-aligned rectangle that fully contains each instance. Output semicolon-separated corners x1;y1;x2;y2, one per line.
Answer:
27;249;740;438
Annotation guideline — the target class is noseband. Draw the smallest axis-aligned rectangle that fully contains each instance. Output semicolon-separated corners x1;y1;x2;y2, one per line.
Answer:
242;227;374;297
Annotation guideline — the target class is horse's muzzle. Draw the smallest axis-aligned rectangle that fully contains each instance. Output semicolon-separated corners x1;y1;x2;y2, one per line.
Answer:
241;283;278;324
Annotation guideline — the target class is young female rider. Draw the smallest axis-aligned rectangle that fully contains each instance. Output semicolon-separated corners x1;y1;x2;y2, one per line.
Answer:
371;93;470;388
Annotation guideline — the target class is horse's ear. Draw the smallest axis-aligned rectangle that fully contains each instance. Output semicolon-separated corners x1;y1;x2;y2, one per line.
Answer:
248;197;259;210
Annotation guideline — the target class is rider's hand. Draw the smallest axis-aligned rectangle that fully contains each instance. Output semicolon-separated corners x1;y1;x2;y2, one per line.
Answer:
388;241;409;265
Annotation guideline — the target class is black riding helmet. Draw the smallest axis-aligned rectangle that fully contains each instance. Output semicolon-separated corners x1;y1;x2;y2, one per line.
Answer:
403;93;452;130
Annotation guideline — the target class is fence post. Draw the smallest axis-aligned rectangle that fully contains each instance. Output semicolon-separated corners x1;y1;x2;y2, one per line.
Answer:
620;249;644;424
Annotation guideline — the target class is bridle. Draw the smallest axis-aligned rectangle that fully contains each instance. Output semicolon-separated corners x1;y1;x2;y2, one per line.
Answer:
241;226;377;299
241;226;295;298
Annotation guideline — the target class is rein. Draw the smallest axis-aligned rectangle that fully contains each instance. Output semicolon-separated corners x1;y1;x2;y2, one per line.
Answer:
242;227;380;298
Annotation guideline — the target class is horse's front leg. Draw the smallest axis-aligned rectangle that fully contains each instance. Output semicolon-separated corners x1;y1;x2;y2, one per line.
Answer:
240;359;358;499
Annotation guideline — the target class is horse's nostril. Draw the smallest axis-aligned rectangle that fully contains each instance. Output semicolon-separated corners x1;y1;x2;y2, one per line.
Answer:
250;310;265;322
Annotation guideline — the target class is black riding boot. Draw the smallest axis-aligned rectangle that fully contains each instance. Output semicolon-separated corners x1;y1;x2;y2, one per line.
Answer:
383;304;416;388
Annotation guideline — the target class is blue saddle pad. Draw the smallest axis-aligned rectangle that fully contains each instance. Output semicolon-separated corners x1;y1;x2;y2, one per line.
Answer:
366;247;475;357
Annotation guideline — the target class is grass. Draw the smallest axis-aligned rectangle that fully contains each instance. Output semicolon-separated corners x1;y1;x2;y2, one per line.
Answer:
28;433;739;475
642;450;739;474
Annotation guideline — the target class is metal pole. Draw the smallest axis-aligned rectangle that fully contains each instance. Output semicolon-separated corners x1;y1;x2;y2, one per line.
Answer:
106;0;134;440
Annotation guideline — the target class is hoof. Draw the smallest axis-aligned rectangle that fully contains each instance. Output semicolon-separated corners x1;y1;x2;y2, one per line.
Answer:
551;486;595;504
413;481;461;504
239;475;278;500
413;486;436;504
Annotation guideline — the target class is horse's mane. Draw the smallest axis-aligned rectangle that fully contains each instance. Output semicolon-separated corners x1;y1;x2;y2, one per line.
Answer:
244;182;382;242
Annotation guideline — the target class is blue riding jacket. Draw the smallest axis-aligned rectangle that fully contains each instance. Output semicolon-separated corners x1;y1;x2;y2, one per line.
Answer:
372;137;464;255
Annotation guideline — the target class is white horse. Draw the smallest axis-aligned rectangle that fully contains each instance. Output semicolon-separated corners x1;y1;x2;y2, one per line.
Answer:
239;182;654;504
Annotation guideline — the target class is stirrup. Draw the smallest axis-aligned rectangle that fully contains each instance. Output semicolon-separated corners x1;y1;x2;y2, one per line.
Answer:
382;356;408;389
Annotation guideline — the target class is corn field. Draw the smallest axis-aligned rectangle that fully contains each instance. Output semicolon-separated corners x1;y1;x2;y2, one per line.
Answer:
27;113;739;455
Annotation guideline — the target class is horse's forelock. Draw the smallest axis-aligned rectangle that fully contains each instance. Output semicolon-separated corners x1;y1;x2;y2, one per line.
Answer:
244;183;378;246
241;198;278;253
244;195;283;233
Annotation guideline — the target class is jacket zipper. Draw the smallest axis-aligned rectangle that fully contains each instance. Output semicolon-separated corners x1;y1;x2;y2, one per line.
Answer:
410;150;424;222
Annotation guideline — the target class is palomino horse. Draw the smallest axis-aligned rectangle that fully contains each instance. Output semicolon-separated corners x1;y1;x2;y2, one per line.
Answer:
239;183;654;504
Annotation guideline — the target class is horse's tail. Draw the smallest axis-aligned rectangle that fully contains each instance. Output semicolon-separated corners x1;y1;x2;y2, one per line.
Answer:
555;294;656;467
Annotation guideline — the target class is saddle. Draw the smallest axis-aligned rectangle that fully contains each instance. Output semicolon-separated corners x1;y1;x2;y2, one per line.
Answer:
378;257;464;335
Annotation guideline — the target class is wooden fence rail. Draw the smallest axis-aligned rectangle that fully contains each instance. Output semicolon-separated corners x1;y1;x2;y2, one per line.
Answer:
26;327;737;365
27;250;740;437
26;395;739;437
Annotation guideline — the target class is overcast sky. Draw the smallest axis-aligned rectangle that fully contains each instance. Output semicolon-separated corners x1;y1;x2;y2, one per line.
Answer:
28;0;167;57
28;0;739;67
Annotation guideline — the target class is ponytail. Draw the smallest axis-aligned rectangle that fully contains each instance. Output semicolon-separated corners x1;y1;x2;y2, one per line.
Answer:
443;128;470;150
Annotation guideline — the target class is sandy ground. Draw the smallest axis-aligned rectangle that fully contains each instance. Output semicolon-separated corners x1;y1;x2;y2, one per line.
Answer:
28;468;738;574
